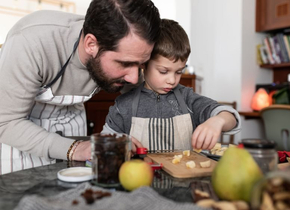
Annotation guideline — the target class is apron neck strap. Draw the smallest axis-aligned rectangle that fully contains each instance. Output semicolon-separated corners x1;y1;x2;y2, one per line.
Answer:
131;82;144;116
43;29;83;89
173;86;189;114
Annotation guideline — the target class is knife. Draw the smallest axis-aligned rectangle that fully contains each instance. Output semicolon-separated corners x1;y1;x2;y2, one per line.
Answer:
132;148;165;170
147;149;184;153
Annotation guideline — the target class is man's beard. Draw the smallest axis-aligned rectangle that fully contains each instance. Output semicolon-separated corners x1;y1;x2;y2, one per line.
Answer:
86;56;127;93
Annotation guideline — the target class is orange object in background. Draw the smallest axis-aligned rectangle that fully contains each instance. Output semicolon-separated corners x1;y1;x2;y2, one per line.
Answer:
251;88;270;111
268;90;277;105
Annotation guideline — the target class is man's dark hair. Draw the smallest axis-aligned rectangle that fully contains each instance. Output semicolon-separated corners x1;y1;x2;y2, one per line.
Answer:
83;0;160;54
151;19;191;63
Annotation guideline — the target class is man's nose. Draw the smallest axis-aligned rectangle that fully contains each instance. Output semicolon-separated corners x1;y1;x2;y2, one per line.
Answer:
123;67;139;84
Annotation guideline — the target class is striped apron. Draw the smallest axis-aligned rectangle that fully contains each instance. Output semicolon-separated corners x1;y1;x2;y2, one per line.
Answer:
0;30;98;175
129;85;193;151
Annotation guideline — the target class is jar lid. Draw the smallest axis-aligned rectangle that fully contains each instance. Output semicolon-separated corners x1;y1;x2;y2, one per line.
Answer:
57;167;93;182
242;139;276;149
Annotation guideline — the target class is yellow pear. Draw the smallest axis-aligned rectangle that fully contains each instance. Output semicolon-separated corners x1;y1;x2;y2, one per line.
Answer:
211;147;263;202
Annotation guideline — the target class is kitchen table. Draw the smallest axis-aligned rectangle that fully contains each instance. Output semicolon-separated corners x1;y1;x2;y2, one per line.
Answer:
0;161;213;210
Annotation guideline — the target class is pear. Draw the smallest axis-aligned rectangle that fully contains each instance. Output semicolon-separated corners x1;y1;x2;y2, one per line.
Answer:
211;147;263;202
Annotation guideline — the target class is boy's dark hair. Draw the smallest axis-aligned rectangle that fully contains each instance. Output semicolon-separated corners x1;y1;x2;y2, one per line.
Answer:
83;0;160;55
151;19;191;62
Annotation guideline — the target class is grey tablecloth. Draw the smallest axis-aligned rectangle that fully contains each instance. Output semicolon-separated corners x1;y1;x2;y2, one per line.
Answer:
14;182;208;210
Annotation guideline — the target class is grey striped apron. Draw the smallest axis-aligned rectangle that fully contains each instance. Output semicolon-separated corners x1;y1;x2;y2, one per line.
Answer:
129;85;193;151
0;30;98;175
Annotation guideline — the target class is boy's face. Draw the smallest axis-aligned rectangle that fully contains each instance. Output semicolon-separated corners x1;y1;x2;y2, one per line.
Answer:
144;55;187;94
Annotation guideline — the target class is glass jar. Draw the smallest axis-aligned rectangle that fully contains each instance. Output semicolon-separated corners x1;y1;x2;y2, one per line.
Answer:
242;139;278;175
90;133;131;187
251;167;290;210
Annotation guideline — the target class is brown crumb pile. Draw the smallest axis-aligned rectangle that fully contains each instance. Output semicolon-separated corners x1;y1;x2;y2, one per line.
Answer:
72;189;112;205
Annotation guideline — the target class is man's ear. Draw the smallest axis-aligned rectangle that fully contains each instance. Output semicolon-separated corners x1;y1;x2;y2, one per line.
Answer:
83;33;99;57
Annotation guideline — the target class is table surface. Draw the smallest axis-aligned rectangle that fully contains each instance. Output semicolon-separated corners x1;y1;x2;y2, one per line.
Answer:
0;161;213;210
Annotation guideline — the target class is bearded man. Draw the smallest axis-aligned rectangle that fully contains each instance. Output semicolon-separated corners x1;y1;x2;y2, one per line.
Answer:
0;0;160;174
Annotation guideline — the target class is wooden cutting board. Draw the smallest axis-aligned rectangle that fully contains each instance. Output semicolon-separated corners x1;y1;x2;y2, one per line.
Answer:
147;151;217;178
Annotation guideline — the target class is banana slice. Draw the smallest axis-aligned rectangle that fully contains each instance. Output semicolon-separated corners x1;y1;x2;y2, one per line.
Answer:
186;161;196;169
212;143;222;150
172;158;181;164
172;154;182;164
200;160;211;168
193;148;202;153
173;154;183;159
183;150;190;156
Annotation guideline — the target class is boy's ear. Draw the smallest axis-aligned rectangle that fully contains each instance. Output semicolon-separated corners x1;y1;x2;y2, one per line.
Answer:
83;33;99;57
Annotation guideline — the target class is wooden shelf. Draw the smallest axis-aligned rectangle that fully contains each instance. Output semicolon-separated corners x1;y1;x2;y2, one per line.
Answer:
181;74;203;80
260;63;290;69
259;63;290;83
239;111;261;119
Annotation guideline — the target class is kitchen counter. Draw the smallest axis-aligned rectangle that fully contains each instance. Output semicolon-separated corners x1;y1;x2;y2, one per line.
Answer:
0;161;212;210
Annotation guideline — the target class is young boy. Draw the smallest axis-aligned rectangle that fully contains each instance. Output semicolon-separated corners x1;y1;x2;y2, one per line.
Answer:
102;19;241;152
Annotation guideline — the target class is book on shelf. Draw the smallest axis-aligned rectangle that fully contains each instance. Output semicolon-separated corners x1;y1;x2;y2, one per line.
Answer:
283;35;290;61
263;37;275;64
273;35;284;63
287;35;290;54
256;44;263;65
259;44;269;64
276;33;289;63
268;36;281;64
257;32;290;65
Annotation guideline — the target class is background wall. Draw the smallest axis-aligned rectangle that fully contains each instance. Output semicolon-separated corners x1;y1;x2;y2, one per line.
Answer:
0;0;91;44
0;0;268;143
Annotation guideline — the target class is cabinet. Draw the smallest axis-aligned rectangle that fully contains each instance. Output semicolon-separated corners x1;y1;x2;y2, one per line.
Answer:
85;74;202;134
256;0;290;83
85;90;120;135
179;74;203;94
256;0;290;32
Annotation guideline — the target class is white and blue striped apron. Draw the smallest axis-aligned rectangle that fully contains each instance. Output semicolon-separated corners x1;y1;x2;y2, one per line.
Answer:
129;84;193;152
0;30;98;175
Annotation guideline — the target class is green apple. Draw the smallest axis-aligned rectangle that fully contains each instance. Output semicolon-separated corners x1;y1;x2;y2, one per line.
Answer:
119;159;153;191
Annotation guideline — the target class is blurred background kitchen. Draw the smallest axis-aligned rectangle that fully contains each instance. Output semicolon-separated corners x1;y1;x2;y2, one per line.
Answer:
0;0;284;144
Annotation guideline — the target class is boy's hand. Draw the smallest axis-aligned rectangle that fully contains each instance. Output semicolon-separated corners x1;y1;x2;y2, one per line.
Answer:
131;136;144;153
191;116;223;150
191;111;236;150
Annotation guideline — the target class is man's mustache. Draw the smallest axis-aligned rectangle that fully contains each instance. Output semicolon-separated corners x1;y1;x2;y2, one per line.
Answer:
111;79;130;85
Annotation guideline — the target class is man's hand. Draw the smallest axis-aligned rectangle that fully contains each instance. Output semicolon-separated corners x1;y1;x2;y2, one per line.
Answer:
71;136;144;161
72;141;91;161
